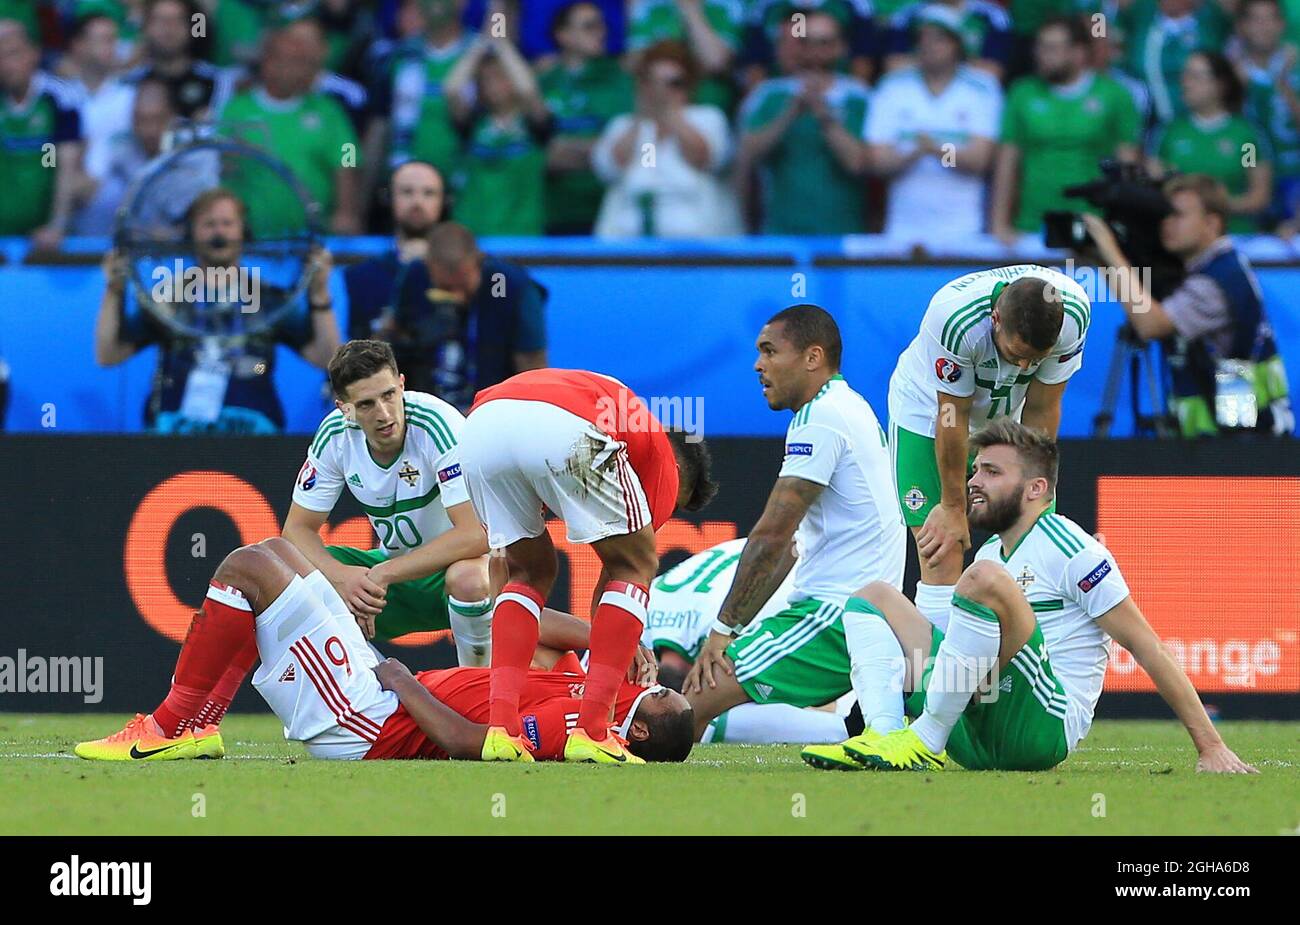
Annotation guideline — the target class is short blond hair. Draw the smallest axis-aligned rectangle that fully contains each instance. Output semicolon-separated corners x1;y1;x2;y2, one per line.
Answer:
1164;174;1230;230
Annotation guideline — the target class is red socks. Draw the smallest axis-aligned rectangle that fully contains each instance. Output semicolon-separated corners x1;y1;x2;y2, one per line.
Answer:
191;636;259;729
578;581;649;741
488;582;545;735
153;582;256;738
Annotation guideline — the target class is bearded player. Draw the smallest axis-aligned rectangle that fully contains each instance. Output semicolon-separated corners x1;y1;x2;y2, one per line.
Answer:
459;369;717;764
802;420;1257;774
890;266;1090;635
74;537;694;763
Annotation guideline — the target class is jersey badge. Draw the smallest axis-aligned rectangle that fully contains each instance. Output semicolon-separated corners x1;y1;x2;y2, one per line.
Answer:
1078;560;1112;592
935;358;962;384
278;663;296;683
298;462;316;491
398;461;421;487
438;463;462;483
1015;565;1035;591
785;443;814;456
903;486;927;511
521;714;540;750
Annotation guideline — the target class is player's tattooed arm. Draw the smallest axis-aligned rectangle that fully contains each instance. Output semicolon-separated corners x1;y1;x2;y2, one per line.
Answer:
374;658;486;760
716;476;820;630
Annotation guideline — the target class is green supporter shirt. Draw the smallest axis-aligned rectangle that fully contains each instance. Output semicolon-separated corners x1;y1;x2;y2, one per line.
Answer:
628;0;743;111
741;75;870;234
455;110;552;237
1001;71;1141;232
1154;113;1270;233
1242;50;1300;178
1119;0;1231;123
538;57;634;232
219;88;359;236
0;78;81;235
387;34;477;176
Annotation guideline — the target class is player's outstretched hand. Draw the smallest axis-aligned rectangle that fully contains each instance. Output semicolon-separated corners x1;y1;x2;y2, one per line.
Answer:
630;645;658;687
917;503;970;566
1196;743;1259;774
334;565;386;636
375;657;413;691
683;632;732;695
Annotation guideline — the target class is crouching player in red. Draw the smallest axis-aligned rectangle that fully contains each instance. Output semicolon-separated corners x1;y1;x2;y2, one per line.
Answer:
74;538;695;763
459;369;717;763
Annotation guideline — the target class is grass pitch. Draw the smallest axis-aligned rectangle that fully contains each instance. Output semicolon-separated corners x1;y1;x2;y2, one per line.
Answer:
2;715;1296;835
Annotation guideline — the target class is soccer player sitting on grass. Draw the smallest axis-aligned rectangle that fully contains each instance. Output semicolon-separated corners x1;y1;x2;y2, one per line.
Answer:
802;420;1257;774
74;537;693;763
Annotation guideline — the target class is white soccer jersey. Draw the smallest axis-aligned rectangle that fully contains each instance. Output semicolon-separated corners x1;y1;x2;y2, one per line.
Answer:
779;376;906;606
642;538;798;658
889;265;1091;437
864;65;1003;240
975;511;1132;750
292;391;471;556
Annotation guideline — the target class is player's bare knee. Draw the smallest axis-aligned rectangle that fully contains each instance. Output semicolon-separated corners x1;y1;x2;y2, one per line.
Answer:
445;557;490;601
856;580;903;612
956;560;1013;609
214;543;273;592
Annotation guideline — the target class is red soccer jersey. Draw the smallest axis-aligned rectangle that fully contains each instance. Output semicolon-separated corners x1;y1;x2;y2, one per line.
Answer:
364;667;650;761
470;368;680;530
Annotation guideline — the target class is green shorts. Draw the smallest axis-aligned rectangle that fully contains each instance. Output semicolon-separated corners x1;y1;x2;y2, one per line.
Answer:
891;423;1053;528
906;600;1070;772
326;546;449;641
726;597;876;708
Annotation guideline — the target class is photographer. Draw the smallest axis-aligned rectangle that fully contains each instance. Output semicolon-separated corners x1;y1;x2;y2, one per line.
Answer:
1083;173;1293;438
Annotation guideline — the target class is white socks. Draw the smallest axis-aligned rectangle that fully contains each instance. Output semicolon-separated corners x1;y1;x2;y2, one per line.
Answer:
911;594;1001;753
448;596;494;666
843;607;906;735
914;582;955;633
705;703;848;744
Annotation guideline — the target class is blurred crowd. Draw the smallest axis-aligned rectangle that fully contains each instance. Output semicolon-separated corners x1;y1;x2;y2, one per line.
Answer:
3;0;1300;248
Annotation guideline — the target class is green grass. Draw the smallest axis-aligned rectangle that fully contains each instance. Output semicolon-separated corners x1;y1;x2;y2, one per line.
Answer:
2;715;1296;835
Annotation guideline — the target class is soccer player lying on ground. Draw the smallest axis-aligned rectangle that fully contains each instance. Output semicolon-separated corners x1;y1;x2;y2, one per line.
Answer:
647;537;860;745
74;538;695;763
801;420;1257;774
458;368;717;764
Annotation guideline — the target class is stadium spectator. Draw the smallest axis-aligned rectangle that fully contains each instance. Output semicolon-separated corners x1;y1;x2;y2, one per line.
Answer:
60;14;137;190
625;0;742;111
218;21;363;235
382;0;478;176
744;0;879;85
736;10;870;235
73;77;175;234
1083;174;1293;437
475;0;626;59
539;1;633;235
379;221;547;410
123;0;236;119
70;0;146;66
0;0;39;40
209;0;270;69
444;34;553;236
990;16;1141;246
591;40;740;237
1090;6;1154;124
345;160;446;341
1005;0;1104;80
883;0;1012;81
316;0;387;78
1117;0;1234;125
95;187;340;434
866;4;1002;242
0;20;85;251
1150;51;1273;233
1229;0;1300;229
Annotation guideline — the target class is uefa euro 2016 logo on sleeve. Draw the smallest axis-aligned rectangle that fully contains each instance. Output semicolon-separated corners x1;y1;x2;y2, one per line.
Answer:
1078;560;1112;592
786;443;814;456
935;358;962;383
298;461;317;491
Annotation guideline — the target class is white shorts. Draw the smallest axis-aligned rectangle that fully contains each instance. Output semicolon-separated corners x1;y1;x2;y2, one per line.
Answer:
250;572;398;760
459;399;652;548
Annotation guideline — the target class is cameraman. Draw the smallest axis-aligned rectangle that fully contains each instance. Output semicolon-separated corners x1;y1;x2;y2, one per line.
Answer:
1083;173;1293;438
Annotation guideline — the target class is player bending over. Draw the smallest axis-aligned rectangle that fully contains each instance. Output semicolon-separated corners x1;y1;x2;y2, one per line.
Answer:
75;538;694;763
458;368;716;764
802;420;1256;774
889;266;1089;633
647;538;856;745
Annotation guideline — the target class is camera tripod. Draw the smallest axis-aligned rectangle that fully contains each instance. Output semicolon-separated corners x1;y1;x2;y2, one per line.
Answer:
1092;324;1179;438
